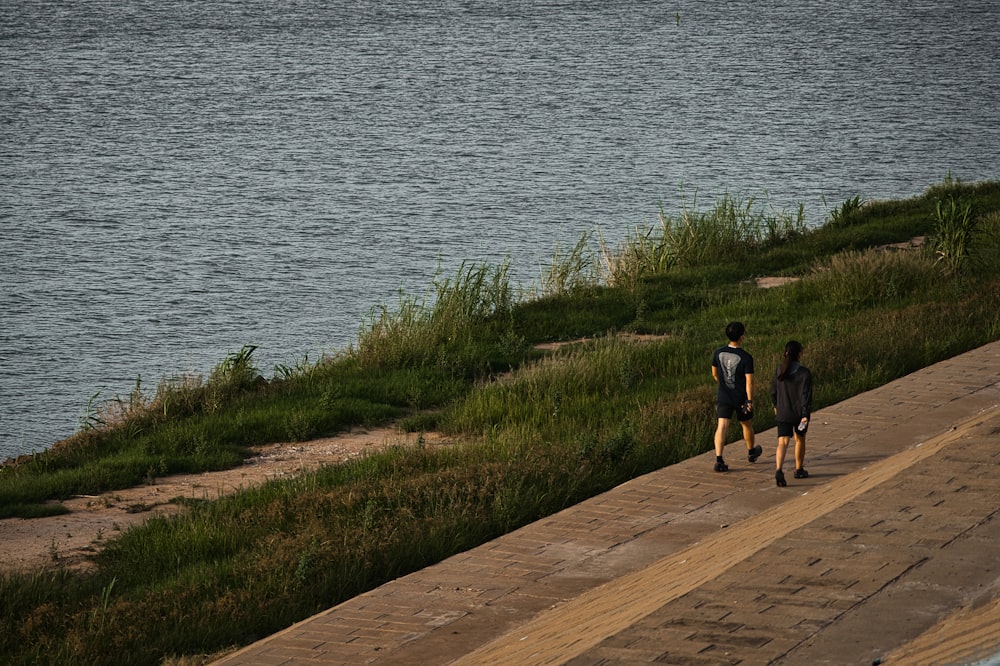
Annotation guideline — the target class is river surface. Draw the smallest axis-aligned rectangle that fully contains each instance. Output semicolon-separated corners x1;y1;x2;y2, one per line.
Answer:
2;1;999;459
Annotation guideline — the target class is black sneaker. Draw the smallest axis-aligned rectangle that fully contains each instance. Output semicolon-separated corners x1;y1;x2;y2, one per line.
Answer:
748;445;762;463
794;468;809;479
775;470;787;487
714;459;729;473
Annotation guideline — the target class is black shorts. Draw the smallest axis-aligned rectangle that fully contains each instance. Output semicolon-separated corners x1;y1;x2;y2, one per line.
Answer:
777;421;808;437
718;402;753;422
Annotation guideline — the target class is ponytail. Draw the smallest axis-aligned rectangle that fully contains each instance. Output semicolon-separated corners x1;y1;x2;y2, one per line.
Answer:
778;340;803;381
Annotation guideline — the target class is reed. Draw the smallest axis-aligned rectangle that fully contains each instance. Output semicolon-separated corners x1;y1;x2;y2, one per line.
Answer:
599;191;806;288
540;232;600;296
930;194;977;274
826;194;866;227
353;259;522;374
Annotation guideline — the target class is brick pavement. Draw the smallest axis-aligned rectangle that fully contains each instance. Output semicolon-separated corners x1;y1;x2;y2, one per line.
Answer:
215;340;1000;666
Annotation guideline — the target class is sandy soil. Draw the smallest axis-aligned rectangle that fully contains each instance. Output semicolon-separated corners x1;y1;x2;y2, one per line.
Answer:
0;427;448;573
754;276;800;288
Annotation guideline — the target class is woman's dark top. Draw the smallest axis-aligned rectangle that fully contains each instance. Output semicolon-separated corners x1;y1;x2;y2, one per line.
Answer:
770;361;813;423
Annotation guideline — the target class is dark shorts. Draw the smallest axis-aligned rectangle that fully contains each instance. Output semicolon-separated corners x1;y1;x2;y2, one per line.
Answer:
777;421;808;437
717;402;753;422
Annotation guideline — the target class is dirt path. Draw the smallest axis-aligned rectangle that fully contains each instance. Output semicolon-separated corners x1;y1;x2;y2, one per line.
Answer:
0;427;446;573
0;332;660;575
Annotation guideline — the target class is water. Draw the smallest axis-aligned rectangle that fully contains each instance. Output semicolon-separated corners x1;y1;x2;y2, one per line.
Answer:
2;1;999;460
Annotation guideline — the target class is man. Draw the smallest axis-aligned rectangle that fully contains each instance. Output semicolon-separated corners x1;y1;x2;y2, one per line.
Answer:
710;321;760;472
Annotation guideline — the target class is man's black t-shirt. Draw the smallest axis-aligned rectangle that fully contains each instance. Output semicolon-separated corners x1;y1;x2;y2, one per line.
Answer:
712;345;754;407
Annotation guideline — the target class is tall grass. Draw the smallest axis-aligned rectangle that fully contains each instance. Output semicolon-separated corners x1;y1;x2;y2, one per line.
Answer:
803;248;940;308
600;191;806;287
353;260;523;375
930;195;977;274
2;180;1000;665
825;194;866;227
539;233;600;296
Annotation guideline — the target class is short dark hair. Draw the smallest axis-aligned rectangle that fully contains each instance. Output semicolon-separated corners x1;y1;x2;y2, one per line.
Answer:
725;321;745;342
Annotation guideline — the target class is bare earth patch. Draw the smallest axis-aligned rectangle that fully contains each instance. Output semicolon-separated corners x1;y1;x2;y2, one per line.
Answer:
751;236;926;290
0;427;447;573
754;276;800;288
532;332;669;351
877;234;926;251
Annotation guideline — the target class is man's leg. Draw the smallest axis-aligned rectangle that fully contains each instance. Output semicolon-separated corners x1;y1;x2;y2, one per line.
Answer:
714;417;730;457
740;419;755;451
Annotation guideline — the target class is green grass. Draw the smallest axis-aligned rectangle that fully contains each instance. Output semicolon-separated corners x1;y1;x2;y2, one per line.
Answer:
2;178;999;665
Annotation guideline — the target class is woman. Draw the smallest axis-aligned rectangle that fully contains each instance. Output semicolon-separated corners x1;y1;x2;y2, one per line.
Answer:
770;340;813;487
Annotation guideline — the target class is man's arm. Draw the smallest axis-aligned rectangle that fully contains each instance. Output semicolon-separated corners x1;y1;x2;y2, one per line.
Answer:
745;373;754;401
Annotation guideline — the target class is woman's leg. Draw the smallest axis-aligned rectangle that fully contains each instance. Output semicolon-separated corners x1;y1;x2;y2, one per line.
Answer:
774;435;789;486
775;436;789;471
793;432;806;470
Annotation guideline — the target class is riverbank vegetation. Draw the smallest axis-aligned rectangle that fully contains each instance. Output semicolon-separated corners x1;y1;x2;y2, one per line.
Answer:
2;178;999;665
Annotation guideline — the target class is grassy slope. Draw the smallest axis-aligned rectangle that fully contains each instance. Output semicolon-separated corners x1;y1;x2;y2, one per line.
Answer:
1;180;999;665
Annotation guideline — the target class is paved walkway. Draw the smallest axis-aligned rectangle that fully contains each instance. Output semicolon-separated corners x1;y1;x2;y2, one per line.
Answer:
215;340;1000;666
